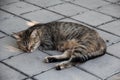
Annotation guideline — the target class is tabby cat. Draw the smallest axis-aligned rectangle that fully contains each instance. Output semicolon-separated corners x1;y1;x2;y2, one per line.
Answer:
13;22;106;70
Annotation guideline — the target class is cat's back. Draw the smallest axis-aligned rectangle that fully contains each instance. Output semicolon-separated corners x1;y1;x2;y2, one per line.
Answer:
46;22;96;39
47;21;90;30
48;21;91;31
28;21;99;39
29;21;91;32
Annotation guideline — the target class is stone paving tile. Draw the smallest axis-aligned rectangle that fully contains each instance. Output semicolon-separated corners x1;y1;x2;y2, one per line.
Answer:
22;9;64;23
107;42;120;58
0;10;14;21
1;2;40;15
61;0;75;2
34;67;100;80
107;72;120;80
96;4;120;18
0;63;26;80
3;50;55;76
70;0;109;9
0;16;28;34
0;36;21;61
43;50;62;55
48;2;88;16
72;11;113;26
41;69;100;80
77;54;120;79
0;32;6;38
105;0;120;3
95;29;120;46
99;20;120;36
59;18;79;23
25;0;63;8
0;0;18;6
59;18;90;27
25;78;33;80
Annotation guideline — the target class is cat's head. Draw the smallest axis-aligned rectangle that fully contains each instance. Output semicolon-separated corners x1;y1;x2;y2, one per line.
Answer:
13;29;41;52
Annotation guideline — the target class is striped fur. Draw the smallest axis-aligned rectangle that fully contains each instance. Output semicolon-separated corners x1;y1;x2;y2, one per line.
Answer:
13;22;106;70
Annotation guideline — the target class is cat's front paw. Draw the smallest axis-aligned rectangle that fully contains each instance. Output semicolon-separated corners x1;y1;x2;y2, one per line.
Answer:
44;56;58;63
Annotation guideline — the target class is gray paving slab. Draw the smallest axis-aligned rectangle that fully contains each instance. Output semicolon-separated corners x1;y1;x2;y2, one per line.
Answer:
3;50;56;76
0;16;28;34
0;63;26;80
99;20;120;36
77;54;120;79
95;29;120;46
71;0;109;9
0;0;18;6
96;4;120;18
0;36;21;61
0;10;14;21
59;18;90;27
59;18;79;23
72;11;113;26
48;2;88;16
22;9;64;23
61;0;74;2
25;0;63;8
34;67;100;80
107;72;120;80
1;2;40;15
43;50;62;55
107;42;120;58
105;0;120;3
25;78;33;80
0;32;6;38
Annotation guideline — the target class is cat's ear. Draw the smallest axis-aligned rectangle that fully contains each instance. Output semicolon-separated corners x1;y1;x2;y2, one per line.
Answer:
12;31;24;40
30;29;37;38
26;21;39;27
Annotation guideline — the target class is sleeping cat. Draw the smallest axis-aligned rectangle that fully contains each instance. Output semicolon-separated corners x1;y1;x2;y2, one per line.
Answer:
13;22;106;70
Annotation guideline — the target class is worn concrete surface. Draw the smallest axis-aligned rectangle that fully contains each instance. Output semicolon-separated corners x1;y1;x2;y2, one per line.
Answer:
0;0;120;80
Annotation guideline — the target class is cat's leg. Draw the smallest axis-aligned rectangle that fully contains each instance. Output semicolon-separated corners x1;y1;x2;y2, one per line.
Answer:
55;56;77;70
38;44;54;51
55;53;87;70
44;50;72;63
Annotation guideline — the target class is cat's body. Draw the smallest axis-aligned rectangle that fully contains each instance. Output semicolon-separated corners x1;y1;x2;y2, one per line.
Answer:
13;22;106;70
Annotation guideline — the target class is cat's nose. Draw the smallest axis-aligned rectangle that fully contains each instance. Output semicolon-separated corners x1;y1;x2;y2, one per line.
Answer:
26;47;32;53
26;49;33;53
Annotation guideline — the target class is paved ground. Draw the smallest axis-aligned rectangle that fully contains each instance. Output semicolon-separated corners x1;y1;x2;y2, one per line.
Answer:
0;0;120;80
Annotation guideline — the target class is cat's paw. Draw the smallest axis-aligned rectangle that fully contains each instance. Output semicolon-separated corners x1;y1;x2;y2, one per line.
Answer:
55;61;73;70
55;65;61;70
55;64;64;70
44;56;58;63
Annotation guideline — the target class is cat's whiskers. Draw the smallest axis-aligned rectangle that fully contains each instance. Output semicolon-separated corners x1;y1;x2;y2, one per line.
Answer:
5;45;22;52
